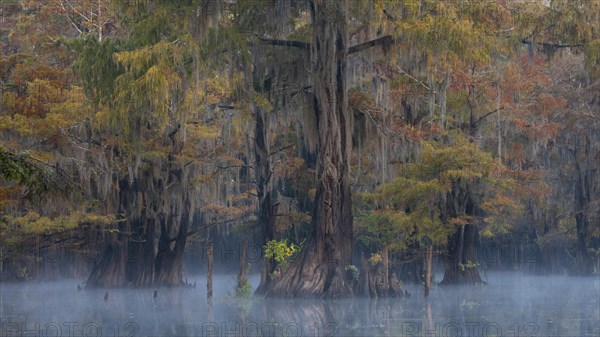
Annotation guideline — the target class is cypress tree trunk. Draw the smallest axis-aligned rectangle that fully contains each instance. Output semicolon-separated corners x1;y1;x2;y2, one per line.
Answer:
572;164;592;275
254;104;276;295
87;156;192;288
357;253;404;298
237;240;248;291
85;235;127;287
207;242;214;301
424;245;433;297
154;189;190;286
574;214;592;275
132;209;156;286
441;183;482;284
86;178;132;288
382;245;389;292
267;0;354;298
441;224;482;284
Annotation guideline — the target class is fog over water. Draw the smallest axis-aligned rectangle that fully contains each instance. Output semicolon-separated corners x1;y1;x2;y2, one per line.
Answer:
1;272;598;336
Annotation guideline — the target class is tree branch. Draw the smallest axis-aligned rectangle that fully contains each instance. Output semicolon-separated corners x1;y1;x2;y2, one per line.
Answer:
348;35;393;55
395;65;430;91
521;38;583;49
269;143;295;156
475;106;505;127
256;36;310;50
257;34;395;56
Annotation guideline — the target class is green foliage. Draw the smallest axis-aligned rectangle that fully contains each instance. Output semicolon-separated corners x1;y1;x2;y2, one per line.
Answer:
18;267;30;280
345;264;360;280
2;211;115;236
356;131;522;257
356;210;413;251
588;248;600;257
235;278;252;299
390;0;508;69
263;239;299;271
2;0;598;282
71;35;123;104
411;135;495;183
459;261;479;272
0;146;70;202
585;39;600;78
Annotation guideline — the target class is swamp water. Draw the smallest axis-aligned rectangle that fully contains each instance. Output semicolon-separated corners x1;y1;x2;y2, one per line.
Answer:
1;272;598;336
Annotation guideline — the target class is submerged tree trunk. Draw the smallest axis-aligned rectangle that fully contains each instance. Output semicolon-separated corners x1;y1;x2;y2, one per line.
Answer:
382;245;389;292
85;234;127;288
358;253;403;298
86;178;132;288
441;224;482;284
237;239;248;291
154;167;191;286
87;162;191;288
574;214;592;275
572;164;593;275
424;245;433;297
441;181;482;285
207;242;214;301
254;103;276;295
267;0;354;298
132;200;158;286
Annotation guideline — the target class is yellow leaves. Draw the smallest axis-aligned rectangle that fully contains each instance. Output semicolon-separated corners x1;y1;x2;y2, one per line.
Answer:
263;239;299;270
4;76;69;118
28;150;54;163
445;168;484;181
393;0;505;71
190;173;213;187
141;149;168;161
369;252;383;265
115;39;184;76
252;94;272;112
0;115;35;137
93;105;112;130
205;76;231;105
417;135;495;183
585;39;600;77
50;86;93;120
143;64;172;93
481;194;523;217
186;123;221;140
3;211;115;236
0;186;18;211
449;216;476;227
274;157;304;180
109;35;197;141
308;188;317;200
202;202;245;219
480;229;494;239
219;154;244;167
182;86;204;113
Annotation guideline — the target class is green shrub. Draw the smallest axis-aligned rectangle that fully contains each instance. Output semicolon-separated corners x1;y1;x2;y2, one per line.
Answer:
345;264;359;280
263;239;299;271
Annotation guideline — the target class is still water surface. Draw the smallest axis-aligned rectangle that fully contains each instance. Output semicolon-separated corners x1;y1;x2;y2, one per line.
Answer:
1;272;598;336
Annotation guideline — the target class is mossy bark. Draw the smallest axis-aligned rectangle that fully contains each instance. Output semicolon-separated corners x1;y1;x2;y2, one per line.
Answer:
267;0;354;298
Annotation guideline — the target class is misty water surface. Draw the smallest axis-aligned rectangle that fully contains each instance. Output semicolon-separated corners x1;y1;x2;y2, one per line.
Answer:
1;272;598;336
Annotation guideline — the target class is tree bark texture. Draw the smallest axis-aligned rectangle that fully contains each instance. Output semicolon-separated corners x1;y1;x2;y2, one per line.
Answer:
267;0;354;298
441;183;483;284
254;103;276;295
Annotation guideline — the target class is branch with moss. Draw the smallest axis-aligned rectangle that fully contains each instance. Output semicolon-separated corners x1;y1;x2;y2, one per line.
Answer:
0;146;73;201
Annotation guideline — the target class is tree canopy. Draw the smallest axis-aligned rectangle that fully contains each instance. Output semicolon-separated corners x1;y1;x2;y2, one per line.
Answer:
1;0;598;290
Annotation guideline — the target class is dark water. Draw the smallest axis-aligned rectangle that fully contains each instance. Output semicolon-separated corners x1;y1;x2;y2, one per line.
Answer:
1;272;598;336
